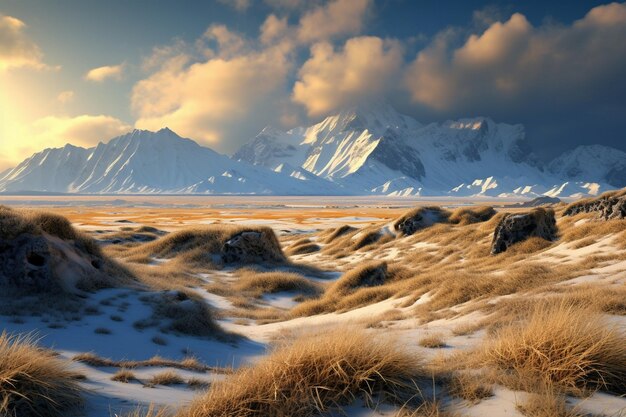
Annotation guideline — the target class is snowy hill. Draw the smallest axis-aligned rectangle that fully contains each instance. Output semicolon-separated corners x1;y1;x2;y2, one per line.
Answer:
0;128;342;195
235;103;625;198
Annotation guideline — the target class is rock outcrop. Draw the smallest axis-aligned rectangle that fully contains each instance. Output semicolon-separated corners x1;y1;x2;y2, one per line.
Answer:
393;207;447;235
564;190;626;220
491;208;557;254
221;230;286;264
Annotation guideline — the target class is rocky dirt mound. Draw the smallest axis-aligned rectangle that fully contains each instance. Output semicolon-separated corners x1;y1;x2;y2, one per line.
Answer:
132;224;286;267
393;207;448;235
394;205;496;235
491;208;557;254
0;207;126;293
564;189;626;220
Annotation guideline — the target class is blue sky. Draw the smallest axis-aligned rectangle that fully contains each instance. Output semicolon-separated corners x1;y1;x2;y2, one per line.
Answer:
0;0;624;169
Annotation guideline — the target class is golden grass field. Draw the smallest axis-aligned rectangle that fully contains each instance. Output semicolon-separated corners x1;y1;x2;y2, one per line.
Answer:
1;193;625;417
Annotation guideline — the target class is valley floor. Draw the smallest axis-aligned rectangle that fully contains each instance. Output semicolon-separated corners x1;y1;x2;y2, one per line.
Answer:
1;195;625;417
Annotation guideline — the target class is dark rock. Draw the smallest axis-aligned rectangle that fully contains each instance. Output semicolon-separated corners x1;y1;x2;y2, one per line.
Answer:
516;196;562;207
394;207;447;235
491;208;557;254
564;192;626;220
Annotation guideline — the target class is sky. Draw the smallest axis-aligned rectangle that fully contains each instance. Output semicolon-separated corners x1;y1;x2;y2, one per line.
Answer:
0;0;625;171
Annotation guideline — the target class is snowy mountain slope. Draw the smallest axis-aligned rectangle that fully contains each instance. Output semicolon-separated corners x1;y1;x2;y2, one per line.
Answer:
0;128;343;195
548;145;626;188
235;103;623;197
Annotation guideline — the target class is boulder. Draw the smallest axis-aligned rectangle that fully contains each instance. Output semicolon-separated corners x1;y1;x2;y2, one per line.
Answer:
491;208;557;254
564;192;626;220
393;207;447;235
221;230;286;264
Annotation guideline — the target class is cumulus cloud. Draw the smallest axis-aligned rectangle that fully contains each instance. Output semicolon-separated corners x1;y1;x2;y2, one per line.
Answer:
0;115;131;168
405;2;626;116
57;90;75;104
260;14;289;45
85;63;125;82
0;14;46;71
132;26;293;152
297;0;372;43
29;115;131;149
293;36;403;116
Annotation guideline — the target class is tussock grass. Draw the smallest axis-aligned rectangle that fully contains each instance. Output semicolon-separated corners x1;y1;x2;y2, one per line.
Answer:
124;224;285;268
72;352;228;373
116;404;173;417
0;332;83;417
111;369;137;383
446;372;493;403
148;371;184;386
328;261;389;296
134;290;232;339
292;261;401;316
178;328;424;417
479;300;626;395
418;333;447;349
232;270;321;297
285;238;320;255
448;206;496;225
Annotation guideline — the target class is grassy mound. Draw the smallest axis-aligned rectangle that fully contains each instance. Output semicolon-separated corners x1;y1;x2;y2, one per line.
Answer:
233;270;321;297
126;224;286;268
0;207;132;293
0;332;83;417
178;328;423;416
480;301;626;395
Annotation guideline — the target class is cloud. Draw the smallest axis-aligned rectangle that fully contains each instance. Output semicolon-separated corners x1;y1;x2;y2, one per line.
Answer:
0;115;131;169
260;14;289;45
85;63;125;82
217;0;251;12
132;27;293;153
293;36;403;116
297;0;372;43
0;14;46;71
57;90;75;104
30;115;131;149
405;3;626;116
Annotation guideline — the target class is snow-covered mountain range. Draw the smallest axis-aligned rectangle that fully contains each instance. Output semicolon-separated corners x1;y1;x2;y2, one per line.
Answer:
234;102;625;198
0;128;340;195
1;103;624;197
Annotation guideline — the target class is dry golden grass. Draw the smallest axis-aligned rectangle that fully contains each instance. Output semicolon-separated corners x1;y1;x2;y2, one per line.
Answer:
394;402;457;417
148;371;185;387
116;404;173;417
418;333;447;349
148;290;227;338
516;386;583;417
479;300;626;395
178;328;424;417
231;270;321;297
72;352;228;373
448;206;496;225
285;238;320;255
111;369;137;383
291;261;403;316
0;332;83;417
446;372;493;403
124;224;285;268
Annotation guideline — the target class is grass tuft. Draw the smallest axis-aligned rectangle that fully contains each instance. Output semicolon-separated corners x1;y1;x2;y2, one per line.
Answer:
0;331;83;417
